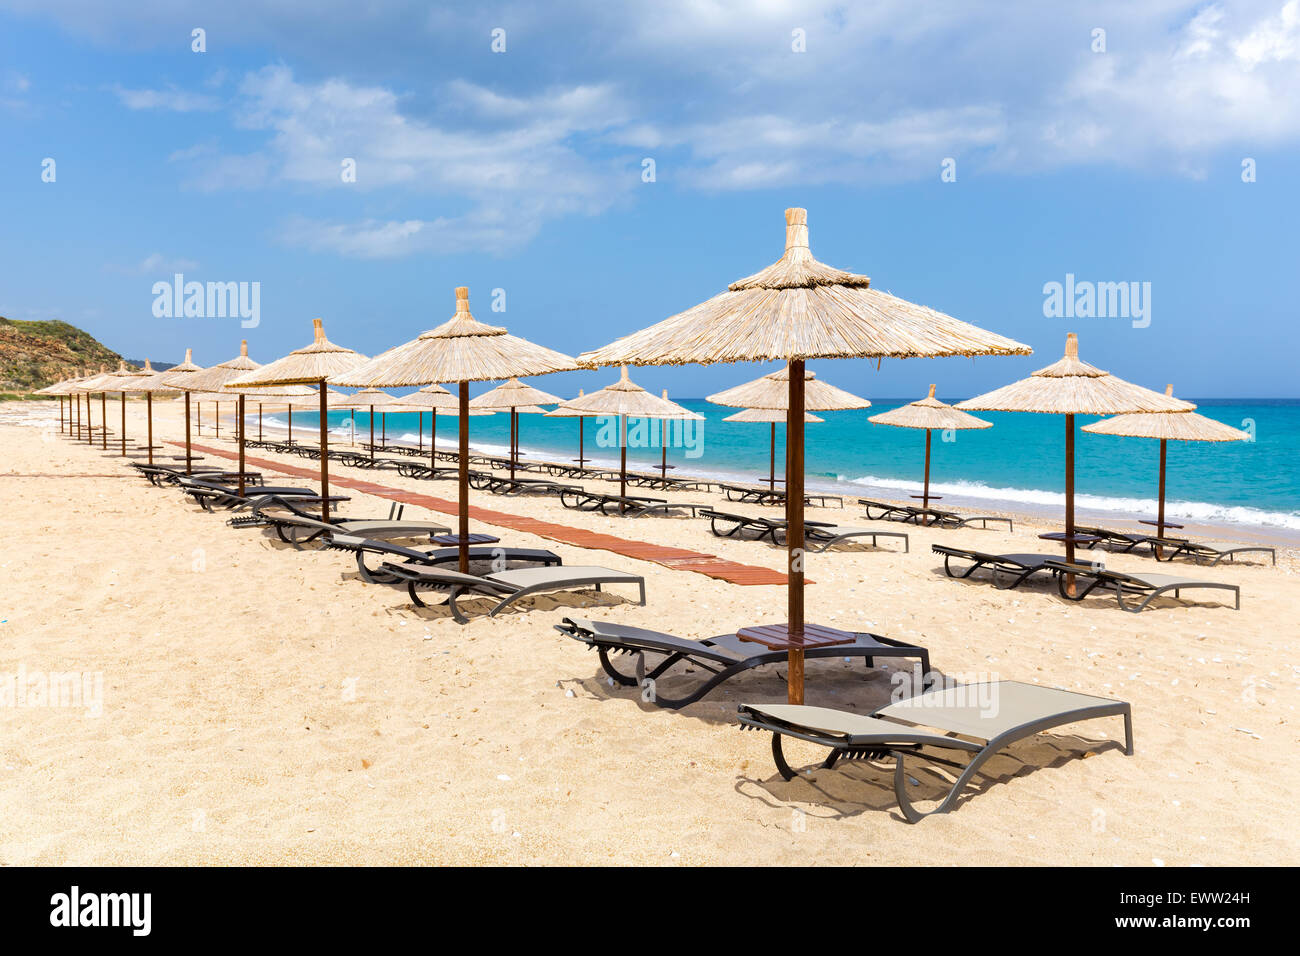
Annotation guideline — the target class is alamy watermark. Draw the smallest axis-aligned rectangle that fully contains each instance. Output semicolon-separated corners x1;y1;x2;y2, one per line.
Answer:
1043;273;1151;328
594;416;704;458
152;273;260;328
0;663;103;718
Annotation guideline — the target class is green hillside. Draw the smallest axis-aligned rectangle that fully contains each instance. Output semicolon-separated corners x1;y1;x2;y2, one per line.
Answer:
0;317;126;392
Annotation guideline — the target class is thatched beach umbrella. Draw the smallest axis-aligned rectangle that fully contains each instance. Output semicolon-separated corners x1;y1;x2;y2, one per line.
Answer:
709;366;869;492
42;368;91;438
96;361;156;459
723;406;824;491
551;367;701;507
1083;384;1247;543
869;384;992;522
470;378;563;479
110;360;179;465
580;207;1030;704
958;333;1192;573
544;389;592;469
145;349;206;473
170;341;263;493
226;319;368;520
330;287;577;572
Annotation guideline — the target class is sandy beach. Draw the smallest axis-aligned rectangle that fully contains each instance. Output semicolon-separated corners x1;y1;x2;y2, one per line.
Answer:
2;398;1297;866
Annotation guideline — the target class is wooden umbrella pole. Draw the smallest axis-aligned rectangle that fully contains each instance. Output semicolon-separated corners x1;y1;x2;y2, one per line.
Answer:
215;402;220;439
620;414;628;513
100;392;107;449
237;393;247;499
146;393;153;465
319;384;331;523
1064;413;1076;595
510;407;517;481
369;406;375;460
769;422;776;491
458;382;470;574
184;392;193;475
287;406;293;444
120;392;127;456
1156;438;1168;560
196;401;202;438
786;359;806;705
578;417;584;467
431;409;438;471
381;412;387;449
258;403;263;442
660;419;667;480
418;411;423;453
921;429;933;525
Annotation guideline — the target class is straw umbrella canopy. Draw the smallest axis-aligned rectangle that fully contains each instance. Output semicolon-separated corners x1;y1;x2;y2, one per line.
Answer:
107;360;180;464
226;319;368;521
544;389;593;469
724;406;825;492
330;286;578;572
550;367;701;505
398;384;460;464
137;349;205;473
580;206;1031;704
709;366;869;492
1083;384;1247;543
156;340;261;491
469;378;563;478
957;332;1192;572
95;361;160;459
869;384;992;521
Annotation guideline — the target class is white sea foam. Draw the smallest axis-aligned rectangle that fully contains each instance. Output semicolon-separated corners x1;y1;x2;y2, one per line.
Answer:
842;473;1300;532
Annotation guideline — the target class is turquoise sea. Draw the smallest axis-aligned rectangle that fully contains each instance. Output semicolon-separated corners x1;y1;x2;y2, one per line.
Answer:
273;398;1300;538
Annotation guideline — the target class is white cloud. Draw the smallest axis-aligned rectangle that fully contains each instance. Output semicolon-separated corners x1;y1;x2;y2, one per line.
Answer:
105;253;200;275
113;84;220;112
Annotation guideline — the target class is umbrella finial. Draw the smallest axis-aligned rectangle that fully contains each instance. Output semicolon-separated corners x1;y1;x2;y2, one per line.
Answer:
784;207;809;253
661;388;668;399
312;318;325;343
143;359;155;372
618;365;630;382
455;287;470;314
927;384;936;399
240;339;248;357
183;348;193;365
1165;383;1174;396
578;388;584;396
1064;332;1079;360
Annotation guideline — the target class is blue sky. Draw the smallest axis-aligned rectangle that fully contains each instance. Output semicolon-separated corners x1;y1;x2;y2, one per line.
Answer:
2;0;1298;398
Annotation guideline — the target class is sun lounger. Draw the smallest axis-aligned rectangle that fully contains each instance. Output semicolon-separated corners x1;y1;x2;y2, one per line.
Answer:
379;561;646;624
800;522;909;553
472;474;584;496
233;498;451;546
932;545;1061;589
559;489;706;517
1073;526;1148;552
723;483;842;507
860;498;1011;530
703;509;908;551
557;617;930;709
701;508;786;544
324;532;561;583
178;478;320;511
1043;559;1240;611
1142;536;1275;567
738;680;1132;822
